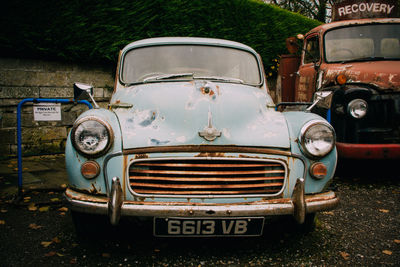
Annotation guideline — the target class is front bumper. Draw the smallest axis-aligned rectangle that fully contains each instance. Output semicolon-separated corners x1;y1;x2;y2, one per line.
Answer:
336;142;400;159
65;177;339;225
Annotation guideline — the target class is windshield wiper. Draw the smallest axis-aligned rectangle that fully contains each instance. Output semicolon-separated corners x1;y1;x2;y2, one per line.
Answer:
193;75;244;84
143;73;194;82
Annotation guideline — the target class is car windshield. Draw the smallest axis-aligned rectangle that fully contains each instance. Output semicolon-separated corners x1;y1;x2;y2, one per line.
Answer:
324;24;400;63
121;45;261;85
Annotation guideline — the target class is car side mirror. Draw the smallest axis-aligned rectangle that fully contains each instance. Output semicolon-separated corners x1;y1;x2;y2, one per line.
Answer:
307;91;333;111
73;82;99;108
74;82;93;100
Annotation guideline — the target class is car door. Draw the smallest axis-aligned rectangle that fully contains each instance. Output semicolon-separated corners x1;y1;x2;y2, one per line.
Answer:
295;34;321;102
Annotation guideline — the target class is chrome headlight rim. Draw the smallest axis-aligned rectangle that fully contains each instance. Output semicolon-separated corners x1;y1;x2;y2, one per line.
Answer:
299;120;336;159
71;116;114;158
347;98;368;119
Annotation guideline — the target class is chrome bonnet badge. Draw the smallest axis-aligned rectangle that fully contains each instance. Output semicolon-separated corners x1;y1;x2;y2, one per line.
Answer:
199;110;221;141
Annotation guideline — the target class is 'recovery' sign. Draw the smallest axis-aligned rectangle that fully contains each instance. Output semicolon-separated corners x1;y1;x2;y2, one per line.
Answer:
332;0;398;21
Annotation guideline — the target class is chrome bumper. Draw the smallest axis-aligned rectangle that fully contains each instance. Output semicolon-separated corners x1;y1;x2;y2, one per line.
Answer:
65;177;339;225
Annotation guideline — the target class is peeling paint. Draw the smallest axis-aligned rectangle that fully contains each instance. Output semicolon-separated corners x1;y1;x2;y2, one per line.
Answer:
322;61;400;90
149;138;170;146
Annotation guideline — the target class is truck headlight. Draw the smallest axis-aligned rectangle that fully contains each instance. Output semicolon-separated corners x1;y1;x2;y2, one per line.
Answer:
299;120;335;158
348;99;368;119
71;116;113;157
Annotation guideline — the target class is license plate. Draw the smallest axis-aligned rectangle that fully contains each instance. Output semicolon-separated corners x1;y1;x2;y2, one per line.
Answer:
154;217;264;237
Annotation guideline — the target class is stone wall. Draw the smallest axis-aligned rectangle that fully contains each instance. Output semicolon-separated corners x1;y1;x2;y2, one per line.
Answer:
0;58;114;158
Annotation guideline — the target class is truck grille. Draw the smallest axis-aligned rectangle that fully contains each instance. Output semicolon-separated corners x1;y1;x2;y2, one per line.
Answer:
129;158;286;196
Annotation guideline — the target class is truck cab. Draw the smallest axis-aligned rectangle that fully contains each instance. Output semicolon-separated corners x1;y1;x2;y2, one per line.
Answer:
287;17;400;159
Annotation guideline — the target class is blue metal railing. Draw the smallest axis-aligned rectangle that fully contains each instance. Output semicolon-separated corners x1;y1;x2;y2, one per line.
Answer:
17;98;92;196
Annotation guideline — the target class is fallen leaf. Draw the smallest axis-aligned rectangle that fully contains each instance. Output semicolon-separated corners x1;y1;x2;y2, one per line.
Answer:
102;253;111;258
52;237;61;243
154;249;160;252
383;250;392;255
0;220;5;225
50;198;60;202
61;184;67;189
28;203;37;211
58;207;68;212
39;206;50;212
70;258;77;264
0;209;7;213
45;251;56;257
48;192;54;195
379;209;389;213
59;212;66;216
29;223;42;230
394;239;400;244
41;241;53;248
340;251;350;260
24;196;31;200
57;253;65;257
323;211;334;215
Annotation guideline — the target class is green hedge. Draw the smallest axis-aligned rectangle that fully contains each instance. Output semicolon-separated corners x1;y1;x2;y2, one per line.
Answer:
1;0;320;74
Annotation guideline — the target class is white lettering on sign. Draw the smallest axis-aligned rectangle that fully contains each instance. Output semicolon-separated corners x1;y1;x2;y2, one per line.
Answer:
33;103;62;121
338;2;395;17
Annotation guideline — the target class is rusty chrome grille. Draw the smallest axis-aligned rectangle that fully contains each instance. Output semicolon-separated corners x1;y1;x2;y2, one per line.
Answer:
129;158;286;196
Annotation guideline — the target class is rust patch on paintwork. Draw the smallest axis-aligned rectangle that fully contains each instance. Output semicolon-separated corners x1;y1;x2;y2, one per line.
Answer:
123;155;128;199
322;62;400;90
123;145;292;157
90;184;99;194
121;198;292;206
74;151;83;164
134;154;149;159
66;187;289;206
195;152;226;158
305;191;338;202
68;186;104;197
65;188;107;202
200;86;215;96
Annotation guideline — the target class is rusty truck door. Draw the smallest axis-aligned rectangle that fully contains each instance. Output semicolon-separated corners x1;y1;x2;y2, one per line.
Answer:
295;34;321;102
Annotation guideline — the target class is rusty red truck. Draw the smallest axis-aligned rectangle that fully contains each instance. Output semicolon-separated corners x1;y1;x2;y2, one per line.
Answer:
279;0;400;159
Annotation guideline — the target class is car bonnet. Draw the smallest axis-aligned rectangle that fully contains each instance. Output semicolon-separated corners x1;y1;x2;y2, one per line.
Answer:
111;81;290;149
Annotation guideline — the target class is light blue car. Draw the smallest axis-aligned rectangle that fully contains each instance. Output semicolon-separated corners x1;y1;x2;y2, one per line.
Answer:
65;37;338;237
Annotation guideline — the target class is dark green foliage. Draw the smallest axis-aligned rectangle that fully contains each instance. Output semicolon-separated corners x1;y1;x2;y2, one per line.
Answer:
0;0;320;71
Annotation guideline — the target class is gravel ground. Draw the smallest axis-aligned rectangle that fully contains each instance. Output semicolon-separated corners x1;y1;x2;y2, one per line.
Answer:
0;159;399;266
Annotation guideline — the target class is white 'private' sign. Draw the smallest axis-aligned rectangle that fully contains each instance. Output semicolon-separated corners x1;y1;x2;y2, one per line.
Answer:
33;103;62;121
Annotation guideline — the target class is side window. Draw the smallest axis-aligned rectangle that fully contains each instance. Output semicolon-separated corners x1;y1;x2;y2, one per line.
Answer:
303;36;320;64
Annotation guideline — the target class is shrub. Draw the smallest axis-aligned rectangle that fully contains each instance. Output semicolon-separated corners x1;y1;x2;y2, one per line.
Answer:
0;0;320;73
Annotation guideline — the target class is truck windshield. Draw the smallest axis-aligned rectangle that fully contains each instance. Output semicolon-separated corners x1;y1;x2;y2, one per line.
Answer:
121;45;261;85
324;24;400;63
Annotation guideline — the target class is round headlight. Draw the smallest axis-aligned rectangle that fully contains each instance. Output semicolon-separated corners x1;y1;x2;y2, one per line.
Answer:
71;117;113;157
300;120;335;158
348;99;368;119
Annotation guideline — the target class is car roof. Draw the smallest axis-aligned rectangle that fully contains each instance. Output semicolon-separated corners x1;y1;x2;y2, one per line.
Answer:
121;37;258;54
